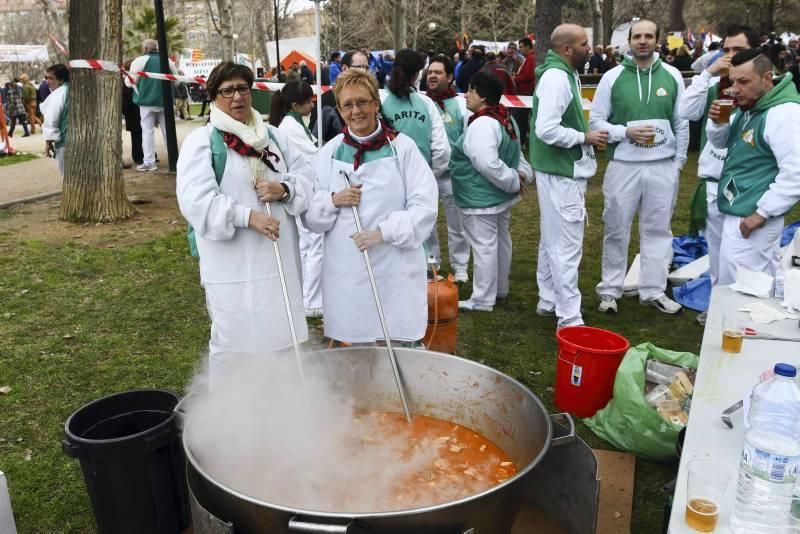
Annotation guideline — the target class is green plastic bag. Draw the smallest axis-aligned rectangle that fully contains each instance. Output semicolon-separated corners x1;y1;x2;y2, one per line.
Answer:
584;342;699;461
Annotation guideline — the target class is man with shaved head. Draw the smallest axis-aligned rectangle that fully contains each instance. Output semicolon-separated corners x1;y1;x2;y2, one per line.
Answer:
125;39;178;171
530;23;608;328
706;49;800;284
590;19;689;315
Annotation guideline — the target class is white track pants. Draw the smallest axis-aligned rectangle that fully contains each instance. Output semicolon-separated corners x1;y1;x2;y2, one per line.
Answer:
718;214;783;286
55;146;64;177
705;180;724;286
536;172;587;327
461;207;512;307
297;216;323;310
596;159;679;301
425;185;470;271
140;106;167;167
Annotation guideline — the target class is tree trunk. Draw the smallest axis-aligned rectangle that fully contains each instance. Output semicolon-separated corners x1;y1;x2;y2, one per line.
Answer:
393;0;407;50
62;0;134;222
591;0;603;46
602;0;614;44
668;0;686;32
255;7;270;72
216;0;235;61
534;0;564;65
764;0;776;33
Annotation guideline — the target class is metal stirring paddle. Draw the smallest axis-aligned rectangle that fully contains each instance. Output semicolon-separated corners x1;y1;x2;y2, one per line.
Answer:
340;171;413;423
264;201;305;382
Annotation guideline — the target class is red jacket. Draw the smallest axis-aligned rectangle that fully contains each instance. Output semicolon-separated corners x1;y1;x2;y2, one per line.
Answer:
515;51;536;95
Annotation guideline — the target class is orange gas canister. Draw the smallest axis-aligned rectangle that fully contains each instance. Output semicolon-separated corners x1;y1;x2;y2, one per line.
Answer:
423;272;459;353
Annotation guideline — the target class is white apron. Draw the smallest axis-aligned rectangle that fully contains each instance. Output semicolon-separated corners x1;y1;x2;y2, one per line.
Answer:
321;150;428;343
196;141;308;359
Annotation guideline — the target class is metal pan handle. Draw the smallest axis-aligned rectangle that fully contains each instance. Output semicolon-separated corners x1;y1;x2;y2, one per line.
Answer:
549;412;576;447
288;516;353;533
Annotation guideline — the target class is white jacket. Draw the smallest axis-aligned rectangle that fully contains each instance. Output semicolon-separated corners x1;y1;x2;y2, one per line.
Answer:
707;102;800;218
677;70;726;180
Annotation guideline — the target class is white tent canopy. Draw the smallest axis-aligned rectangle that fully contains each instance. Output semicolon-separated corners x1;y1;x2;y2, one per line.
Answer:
266;35;317;66
0;44;49;63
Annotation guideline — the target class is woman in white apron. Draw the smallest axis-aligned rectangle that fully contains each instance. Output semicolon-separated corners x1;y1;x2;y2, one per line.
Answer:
270;81;324;318
177;63;313;380
302;69;438;344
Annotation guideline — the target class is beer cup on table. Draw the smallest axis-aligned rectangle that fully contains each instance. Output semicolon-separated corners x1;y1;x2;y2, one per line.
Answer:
713;99;735;124
685;459;730;532
722;312;746;354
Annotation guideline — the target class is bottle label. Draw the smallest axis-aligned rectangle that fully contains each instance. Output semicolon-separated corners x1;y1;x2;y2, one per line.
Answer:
741;442;800;483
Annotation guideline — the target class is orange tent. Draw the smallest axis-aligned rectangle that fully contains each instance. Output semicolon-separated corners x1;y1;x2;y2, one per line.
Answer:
280;49;317;74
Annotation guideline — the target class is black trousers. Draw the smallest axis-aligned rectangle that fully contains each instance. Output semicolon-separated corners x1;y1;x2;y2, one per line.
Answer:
9;114;29;137
130;129;143;164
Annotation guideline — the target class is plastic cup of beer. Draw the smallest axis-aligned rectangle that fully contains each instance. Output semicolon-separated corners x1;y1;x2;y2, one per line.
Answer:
722;312;746;353
714;99;735;124
685;459;729;532
644;126;656;145
719;66;730;77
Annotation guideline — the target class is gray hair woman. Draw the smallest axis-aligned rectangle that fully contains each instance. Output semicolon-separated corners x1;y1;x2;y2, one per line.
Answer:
177;62;313;381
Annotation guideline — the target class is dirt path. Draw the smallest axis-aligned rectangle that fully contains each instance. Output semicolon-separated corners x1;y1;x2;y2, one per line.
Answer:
0;170;184;248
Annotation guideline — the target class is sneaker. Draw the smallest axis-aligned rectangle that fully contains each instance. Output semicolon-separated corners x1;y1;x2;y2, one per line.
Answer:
453;268;469;283
557;318;585;329
598;294;618;313
696;311;707;326
536;304;556;317
136;164;158;172
643;294;682;314
304;307;323;318
458;299;493;312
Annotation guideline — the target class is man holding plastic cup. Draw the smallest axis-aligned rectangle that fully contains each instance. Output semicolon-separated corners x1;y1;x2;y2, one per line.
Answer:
706;49;800;285
590;19;689;315
677;24;759;325
530;24;607;328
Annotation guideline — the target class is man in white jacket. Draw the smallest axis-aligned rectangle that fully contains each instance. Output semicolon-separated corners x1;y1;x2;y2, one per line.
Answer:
531;24;608;328
677;24;758;323
424;55;471;282
706;49;800;285
41;63;69;176
590;19;689;315
125;39;178;172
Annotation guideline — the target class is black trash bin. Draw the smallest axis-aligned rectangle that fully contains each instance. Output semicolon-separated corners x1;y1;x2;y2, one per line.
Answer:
63;389;189;534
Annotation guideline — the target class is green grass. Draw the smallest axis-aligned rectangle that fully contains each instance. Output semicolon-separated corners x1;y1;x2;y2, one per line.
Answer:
0;153;39;167
0;150;725;532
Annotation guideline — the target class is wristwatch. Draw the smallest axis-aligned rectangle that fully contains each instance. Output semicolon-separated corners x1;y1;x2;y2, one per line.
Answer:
280;182;290;201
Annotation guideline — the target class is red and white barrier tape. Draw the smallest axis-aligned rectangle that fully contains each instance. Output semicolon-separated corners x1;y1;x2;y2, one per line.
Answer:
68;59;542;109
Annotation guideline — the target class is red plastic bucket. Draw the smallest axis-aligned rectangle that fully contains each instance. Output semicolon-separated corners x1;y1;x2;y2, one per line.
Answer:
555;326;630;418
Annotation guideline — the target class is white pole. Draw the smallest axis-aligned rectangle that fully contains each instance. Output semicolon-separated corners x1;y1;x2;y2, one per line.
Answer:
313;0;323;147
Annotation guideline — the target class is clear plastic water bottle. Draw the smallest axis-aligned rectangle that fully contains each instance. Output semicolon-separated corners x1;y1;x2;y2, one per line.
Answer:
731;363;800;533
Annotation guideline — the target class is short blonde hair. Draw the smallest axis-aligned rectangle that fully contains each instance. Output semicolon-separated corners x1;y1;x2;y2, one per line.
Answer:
333;68;379;106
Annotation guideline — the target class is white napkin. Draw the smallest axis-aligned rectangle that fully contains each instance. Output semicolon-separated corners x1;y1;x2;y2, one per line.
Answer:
738;302;799;323
730;266;774;299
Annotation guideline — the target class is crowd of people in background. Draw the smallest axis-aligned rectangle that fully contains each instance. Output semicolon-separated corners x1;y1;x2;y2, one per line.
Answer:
8;18;797;368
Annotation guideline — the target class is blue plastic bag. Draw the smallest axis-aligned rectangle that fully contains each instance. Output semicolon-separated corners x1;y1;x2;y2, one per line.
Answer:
672;234;708;269
781;221;800;247
672;272;711;312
